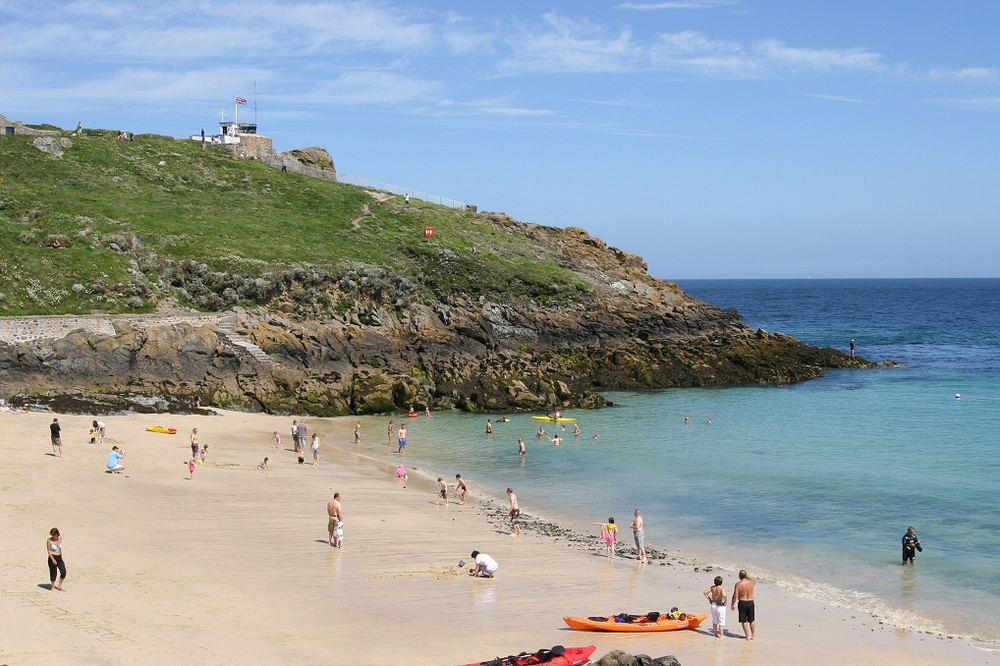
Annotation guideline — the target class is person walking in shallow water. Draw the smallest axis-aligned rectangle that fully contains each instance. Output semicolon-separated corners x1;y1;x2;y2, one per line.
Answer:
902;526;922;565
46;528;66;590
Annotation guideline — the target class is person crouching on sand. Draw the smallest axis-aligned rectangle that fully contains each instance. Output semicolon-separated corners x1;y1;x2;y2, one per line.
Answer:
257;457;268;471
469;550;498;578
596;517;617;559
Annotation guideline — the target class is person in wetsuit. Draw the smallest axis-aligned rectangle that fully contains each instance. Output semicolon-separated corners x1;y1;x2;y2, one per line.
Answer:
902;526;922;565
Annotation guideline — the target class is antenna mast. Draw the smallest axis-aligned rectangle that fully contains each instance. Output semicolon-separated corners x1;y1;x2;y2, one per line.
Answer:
254;81;258;125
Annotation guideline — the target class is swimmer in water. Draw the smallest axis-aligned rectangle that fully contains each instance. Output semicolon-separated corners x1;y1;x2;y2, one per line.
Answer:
592;433;599;440
706;416;713;425
536;427;545;438
551;435;562;446
518;438;526;456
573;423;581;436
684;416;691;426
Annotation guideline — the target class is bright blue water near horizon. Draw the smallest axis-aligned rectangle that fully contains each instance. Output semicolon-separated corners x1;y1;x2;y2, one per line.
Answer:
358;279;1000;645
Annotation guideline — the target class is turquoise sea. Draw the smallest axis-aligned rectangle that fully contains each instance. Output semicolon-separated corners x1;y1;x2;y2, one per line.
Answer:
359;279;1000;647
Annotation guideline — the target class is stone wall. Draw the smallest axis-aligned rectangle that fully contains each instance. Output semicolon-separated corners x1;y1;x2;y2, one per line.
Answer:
0;113;60;137
213;134;337;182
0;314;223;345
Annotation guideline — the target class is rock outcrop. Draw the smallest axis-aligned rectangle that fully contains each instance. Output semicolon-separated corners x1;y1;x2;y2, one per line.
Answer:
596;651;682;666
0;219;876;415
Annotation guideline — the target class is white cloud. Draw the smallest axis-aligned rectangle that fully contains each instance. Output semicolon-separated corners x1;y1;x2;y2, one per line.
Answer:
931;97;1000;110
478;106;554;117
798;92;866;104
754;39;883;72
305;71;444;105
618;0;735;10
925;66;998;83
499;12;640;74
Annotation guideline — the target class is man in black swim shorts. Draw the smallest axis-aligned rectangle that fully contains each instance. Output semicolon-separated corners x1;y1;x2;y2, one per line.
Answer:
731;569;757;640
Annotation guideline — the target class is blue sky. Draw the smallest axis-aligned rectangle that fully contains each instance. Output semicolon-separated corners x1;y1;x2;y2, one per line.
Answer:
2;0;998;278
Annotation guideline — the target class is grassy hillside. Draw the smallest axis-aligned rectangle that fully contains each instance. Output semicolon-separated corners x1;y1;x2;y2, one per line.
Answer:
0;130;588;316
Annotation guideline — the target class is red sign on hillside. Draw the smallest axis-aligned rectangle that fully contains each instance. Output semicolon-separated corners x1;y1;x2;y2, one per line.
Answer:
423;226;435;238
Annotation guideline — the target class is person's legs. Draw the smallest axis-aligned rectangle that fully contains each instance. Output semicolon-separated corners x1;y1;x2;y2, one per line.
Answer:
55;556;66;590
48;558;57;588
328;517;336;546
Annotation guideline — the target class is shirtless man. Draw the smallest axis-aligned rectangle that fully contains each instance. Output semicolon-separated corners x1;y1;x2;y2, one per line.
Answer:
507;488;523;535
731;569;756;640
485;419;493;434
518;438;526;456
437;477;448;503
455;474;469;505
630;508;647;564
327;493;344;548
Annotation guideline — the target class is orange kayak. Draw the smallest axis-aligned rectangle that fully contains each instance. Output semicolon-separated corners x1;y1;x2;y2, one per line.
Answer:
563;613;706;632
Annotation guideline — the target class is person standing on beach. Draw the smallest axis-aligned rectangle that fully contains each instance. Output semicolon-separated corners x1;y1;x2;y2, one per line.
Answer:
630;509;647;564
327;493;343;548
507;488;523;535
518;438;526;457
46;528;66;591
291;420;299;453
354;421;361;446
92;419;106;445
596;518;617;560
310;433;321;465
49;418;63;458
437;477;448;503
902;526;922;565
455;474;469;505
273;431;281;449
731;570;756;640
190;428;200;461
297;421;308;453
704;576;727;638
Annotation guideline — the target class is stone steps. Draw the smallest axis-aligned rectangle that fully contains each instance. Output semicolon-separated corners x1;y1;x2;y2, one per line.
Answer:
215;321;276;366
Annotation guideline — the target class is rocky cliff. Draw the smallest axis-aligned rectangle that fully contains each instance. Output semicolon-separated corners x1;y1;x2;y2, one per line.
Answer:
0;217;874;415
0;126;876;414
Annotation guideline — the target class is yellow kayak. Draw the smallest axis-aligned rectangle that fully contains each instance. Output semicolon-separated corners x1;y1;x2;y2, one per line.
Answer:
146;426;177;434
532;416;577;423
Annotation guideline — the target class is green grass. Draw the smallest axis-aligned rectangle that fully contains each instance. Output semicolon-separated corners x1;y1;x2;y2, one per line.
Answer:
0;131;589;315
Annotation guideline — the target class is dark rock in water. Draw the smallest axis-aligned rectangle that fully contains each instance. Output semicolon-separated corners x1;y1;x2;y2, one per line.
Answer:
596;652;681;666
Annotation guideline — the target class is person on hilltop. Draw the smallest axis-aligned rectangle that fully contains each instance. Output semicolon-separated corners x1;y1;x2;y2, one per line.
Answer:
106;446;125;474
731;570;756;640
902;526;922;565
49;418;63;458
630;508;647;564
704;575;727;638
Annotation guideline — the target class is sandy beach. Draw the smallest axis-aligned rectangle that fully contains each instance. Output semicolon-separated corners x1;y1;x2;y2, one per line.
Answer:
0;408;995;665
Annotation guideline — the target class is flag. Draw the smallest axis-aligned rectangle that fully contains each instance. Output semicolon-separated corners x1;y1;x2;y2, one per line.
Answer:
235;97;248;105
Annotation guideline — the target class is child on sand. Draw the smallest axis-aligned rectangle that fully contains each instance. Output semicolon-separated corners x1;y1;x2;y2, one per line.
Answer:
199;444;207;465
396;464;408;481
187;456;196;479
258;457;269;471
596;517;618;559
273;431;281;449
704;575;727;638
437;477;448;503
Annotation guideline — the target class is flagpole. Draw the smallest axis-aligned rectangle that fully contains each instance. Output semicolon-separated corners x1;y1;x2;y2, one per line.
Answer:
234;98;238;133
253;81;258;125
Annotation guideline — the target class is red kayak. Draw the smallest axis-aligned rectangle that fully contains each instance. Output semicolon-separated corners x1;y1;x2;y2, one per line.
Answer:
463;644;596;666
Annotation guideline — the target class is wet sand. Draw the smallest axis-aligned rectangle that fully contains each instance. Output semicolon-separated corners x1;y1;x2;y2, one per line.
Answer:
0;409;994;665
